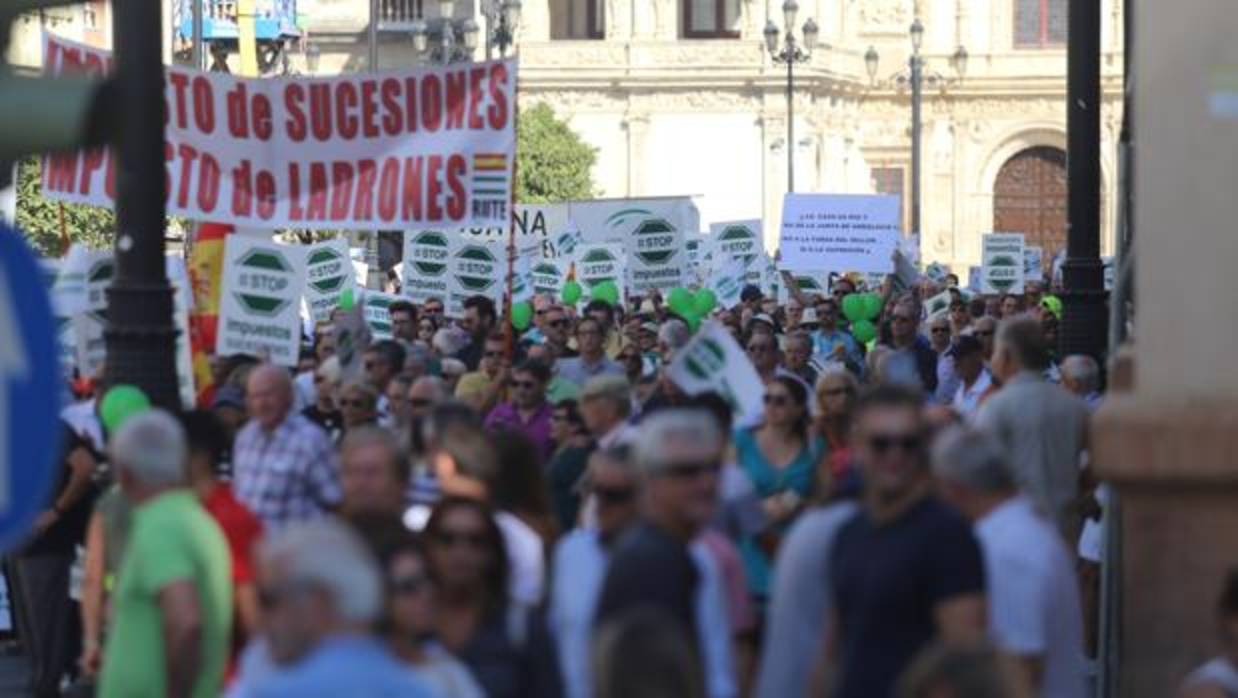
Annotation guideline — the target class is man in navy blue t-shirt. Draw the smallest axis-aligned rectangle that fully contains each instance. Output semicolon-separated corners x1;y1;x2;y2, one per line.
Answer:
827;385;986;698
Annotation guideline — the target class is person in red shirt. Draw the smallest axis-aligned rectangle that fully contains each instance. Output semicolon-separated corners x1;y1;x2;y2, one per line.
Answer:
179;410;264;671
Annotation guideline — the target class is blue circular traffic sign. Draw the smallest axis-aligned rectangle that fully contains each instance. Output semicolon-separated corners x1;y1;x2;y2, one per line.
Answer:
0;225;63;553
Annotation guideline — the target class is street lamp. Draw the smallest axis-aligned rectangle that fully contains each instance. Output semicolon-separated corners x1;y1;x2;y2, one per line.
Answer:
481;0;521;59
410;0;481;64
765;0;817;193
864;20;966;239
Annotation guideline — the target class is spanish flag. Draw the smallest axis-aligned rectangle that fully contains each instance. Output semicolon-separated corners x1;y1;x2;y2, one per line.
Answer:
187;222;234;406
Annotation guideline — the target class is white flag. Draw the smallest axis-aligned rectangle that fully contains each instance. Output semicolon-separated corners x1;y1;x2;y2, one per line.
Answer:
667;322;766;427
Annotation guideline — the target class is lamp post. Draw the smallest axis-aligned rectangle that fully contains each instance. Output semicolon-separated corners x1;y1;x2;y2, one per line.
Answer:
410;0;481;65
481;0;521;60
865;23;967;239
106;0;179;406
764;0;817;194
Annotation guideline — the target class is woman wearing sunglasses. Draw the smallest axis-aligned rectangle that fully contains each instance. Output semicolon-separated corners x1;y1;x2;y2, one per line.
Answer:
378;531;485;698
733;376;823;603
424;497;563;698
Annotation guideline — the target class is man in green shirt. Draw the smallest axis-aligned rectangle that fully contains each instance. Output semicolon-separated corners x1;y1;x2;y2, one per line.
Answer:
99;410;232;698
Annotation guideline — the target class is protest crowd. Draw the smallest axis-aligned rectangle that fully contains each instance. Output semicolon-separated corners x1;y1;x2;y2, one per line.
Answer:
16;253;1235;698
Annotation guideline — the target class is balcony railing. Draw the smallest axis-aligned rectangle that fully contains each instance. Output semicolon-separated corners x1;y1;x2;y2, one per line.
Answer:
173;0;300;41
376;0;424;30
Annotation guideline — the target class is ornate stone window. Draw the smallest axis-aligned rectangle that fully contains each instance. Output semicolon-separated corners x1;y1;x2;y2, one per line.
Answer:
551;0;604;39
871;167;907;233
1014;0;1067;48
683;0;741;39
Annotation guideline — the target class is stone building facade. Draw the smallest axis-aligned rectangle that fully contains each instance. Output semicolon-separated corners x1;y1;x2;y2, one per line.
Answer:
10;0;1125;273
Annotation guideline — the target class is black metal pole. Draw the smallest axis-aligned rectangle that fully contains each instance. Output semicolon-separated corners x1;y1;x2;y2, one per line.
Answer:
910;53;922;238
1060;0;1107;361
104;0;179;408
786;48;794;193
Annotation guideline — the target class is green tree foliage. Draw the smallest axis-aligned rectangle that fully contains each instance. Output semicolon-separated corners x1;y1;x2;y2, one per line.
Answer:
515;103;598;203
16;157;115;256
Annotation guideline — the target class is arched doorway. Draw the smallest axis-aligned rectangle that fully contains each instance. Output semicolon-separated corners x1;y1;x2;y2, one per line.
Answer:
993;146;1068;254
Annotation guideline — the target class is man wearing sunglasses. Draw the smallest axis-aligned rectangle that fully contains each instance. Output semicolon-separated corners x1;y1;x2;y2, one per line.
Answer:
596;410;726;667
825;385;986;698
483;360;555;461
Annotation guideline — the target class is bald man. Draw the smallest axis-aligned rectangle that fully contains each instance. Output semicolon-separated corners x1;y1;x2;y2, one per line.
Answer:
233;363;342;529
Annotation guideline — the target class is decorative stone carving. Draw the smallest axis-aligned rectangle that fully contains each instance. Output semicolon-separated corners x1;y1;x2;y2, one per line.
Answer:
527;89;627;112
859;0;911;34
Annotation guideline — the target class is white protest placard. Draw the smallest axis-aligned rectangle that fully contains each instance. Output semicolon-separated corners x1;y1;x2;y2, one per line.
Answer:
708;258;746;309
576;243;627;302
779;193;900;274
981;233;1026;294
166;255;197;409
924;289;953;320
40;259;77;378
363;291;402;340
686;235;705;285
218;236;305;365
65;246;113;377
925;261;950;284
776;268;831;304
709;220;766;287
569;199;696;292
447;236;506;317
303;238;356;324
511;239;541;305
42;32;516;231
402;229;453;307
530;258;566;298
1023;246;1044;282
667;322;766;427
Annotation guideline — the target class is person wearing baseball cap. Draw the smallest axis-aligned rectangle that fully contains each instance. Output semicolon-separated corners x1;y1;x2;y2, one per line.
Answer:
948;334;992;419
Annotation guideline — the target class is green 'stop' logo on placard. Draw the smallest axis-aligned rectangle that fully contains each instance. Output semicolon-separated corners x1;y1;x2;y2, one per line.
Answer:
454;245;498;292
234;248;293;317
987;254;1019;291
634;219;678;266
87;260;114;284
717;225;758;263
582;248;617;265
413;231;450;276
307;247;347;294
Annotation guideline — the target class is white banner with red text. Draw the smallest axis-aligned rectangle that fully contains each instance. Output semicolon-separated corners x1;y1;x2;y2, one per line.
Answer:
40;32;516;231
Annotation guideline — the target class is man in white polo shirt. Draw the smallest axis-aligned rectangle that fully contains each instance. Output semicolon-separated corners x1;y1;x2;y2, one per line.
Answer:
949;335;992;419
932;425;1086;698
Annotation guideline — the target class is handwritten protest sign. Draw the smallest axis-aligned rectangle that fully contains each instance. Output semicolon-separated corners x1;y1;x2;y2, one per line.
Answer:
982;233;1026;294
41;32;516;230
779;194;900;274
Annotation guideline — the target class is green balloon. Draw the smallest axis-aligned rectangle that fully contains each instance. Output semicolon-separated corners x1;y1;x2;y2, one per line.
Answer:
860;293;884;321
511;301;533;331
592;281;620;306
561;280;583;305
851;318;878;344
100;384;151;435
841;294;866;323
692;289;717;316
667;287;693;316
338;287;355;311
684;310;702;332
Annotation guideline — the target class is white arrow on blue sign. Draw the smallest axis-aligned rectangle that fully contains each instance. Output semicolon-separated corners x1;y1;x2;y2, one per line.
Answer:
0;225;61;552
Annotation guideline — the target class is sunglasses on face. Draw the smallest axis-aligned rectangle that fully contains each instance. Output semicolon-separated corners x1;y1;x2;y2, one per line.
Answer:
340;398;369;408
389;574;430;595
867;432;923;455
594;485;635;505
661;460;720;480
764;393;790;407
548;318;568;328
892;315;914;324
484;350;505;358
976;330;994;338
511;380;538;390
433;530;488;550
931;327;950;334
748;344;774;354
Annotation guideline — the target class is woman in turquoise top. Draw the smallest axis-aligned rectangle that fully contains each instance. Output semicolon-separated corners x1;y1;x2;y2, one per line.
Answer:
734;375;824;600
